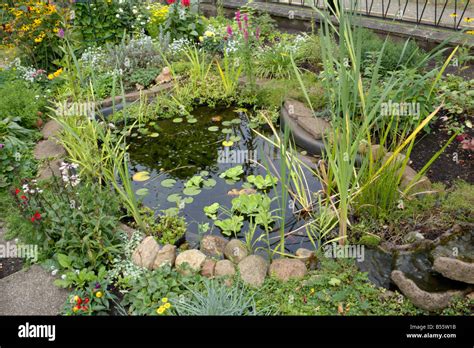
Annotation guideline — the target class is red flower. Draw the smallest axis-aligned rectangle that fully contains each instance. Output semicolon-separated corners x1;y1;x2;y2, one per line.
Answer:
31;217;35;222
167;0;176;4
84;298;90;304
21;195;27;200
15;188;20;195
181;0;190;6
34;212;41;220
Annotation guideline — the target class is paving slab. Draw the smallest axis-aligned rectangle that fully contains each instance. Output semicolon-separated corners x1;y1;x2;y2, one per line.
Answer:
0;265;69;315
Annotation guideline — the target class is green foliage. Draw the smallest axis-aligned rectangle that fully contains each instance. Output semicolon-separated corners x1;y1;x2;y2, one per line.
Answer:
218;165;244;182
245;174;278;191
256;34;311;79
0;80;47;129
173;279;262;315
11;176;122;268
153;213;188;245
214;215;244;236
73;0;149;45
121;265;200;315
54;264;107;290
357;28;428;74
162;2;205;42
128;67;161;88
437;75;474;133
240;73;326;111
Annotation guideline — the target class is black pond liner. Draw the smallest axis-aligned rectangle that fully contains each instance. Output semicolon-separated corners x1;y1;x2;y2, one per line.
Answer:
280;105;364;165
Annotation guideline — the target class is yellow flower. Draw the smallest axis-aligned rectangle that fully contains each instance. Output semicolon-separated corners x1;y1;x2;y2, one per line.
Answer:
53;28;59;33
96;291;103;298
34;19;42;26
47;74;54;80
466;30;474;35
34;36;43;43
164;303;171;309
161;297;168;303
204;30;215;37
450;13;458;18
53;68;63;78
465;17;474;23
157;306;165;314
199;36;204;42
310;288;315;295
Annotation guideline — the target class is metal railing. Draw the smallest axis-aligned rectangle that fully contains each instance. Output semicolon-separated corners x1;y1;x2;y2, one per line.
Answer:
265;0;473;30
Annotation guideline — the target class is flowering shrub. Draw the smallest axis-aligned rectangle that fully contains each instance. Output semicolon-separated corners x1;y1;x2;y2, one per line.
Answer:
63;279;118;316
73;0;149;45
161;0;205;42
0;1;68;69
146;3;169;39
12;165;122;268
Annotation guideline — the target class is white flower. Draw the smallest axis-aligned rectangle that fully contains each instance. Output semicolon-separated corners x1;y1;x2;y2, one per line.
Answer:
61;274;67;280
116;14;120;18
75;270;80;274
52;269;58;276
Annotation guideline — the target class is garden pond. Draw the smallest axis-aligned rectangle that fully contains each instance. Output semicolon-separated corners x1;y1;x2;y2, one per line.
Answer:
126;106;322;253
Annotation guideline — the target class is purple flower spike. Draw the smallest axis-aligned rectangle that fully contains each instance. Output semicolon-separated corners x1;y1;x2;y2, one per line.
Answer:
243;13;248;22
235;10;241;21
226;25;233;37
57;28;65;38
0;144;4;149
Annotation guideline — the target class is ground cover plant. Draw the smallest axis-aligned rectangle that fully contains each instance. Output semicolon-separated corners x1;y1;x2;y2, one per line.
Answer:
0;0;472;321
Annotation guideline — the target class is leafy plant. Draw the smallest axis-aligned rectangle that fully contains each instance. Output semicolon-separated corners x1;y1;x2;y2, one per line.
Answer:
121;265;199;315
219;165;244;183
203;202;220;220
12;169;122;268
62;278;120;316
214;215;244;236
245;174;278;191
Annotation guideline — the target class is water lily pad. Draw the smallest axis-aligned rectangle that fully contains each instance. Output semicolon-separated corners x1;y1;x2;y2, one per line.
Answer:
229;135;241;142
135;188;149;196
167;193;182;203
183;187;201;196
183;197;194;204
173;118;183;123
161;179;177;188
148;121;156;126
222;140;234;147
139;128;149;134
221;128;232;134
200;170;209;177
187;118;198;124
149;133;159;138
203;178;217;188
163;207;179;216
222;121;232;127
131;133;138;137
231;118;241;124
133;171;150;182
208;126;219;132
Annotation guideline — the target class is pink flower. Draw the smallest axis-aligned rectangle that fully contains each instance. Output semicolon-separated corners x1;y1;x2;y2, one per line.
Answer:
243;13;248;22
226;25;233;37
243;28;249;41
235;10;241;21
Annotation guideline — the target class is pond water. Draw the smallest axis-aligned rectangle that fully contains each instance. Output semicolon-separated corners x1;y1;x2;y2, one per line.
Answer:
127;106;321;253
